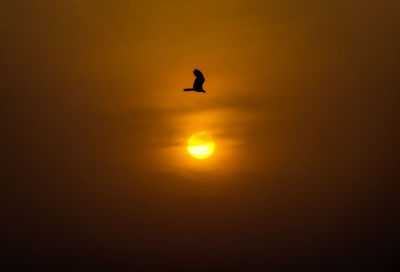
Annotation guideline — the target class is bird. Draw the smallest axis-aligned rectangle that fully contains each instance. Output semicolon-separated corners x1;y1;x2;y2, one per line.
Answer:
183;69;206;93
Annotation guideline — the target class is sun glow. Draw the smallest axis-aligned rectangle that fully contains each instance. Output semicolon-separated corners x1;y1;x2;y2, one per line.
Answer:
187;132;215;159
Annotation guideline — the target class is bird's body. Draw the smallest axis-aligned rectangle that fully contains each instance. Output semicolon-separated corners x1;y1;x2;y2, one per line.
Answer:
184;69;206;93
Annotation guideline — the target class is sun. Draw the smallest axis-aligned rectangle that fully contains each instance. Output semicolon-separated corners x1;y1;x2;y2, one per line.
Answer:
187;132;215;159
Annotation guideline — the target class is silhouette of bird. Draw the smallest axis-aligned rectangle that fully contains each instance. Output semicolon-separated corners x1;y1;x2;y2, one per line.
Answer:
183;69;206;93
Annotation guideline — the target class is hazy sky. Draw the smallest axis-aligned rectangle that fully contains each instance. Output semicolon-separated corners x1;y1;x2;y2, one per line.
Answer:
2;0;399;269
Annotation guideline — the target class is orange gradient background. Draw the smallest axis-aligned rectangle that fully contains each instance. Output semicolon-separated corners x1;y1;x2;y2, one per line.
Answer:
2;0;399;269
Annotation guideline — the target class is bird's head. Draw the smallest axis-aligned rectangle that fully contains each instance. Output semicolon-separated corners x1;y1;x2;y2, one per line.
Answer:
193;69;203;77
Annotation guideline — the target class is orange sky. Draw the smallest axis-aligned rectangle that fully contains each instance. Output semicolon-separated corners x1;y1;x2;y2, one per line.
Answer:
2;0;399;269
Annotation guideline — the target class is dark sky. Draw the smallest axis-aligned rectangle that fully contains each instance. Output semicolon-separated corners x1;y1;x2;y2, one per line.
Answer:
2;0;399;270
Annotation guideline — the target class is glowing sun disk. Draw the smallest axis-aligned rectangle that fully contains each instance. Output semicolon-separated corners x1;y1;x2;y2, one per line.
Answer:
187;132;215;159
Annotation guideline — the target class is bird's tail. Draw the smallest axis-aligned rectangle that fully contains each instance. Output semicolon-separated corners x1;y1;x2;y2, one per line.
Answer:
183;88;194;91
